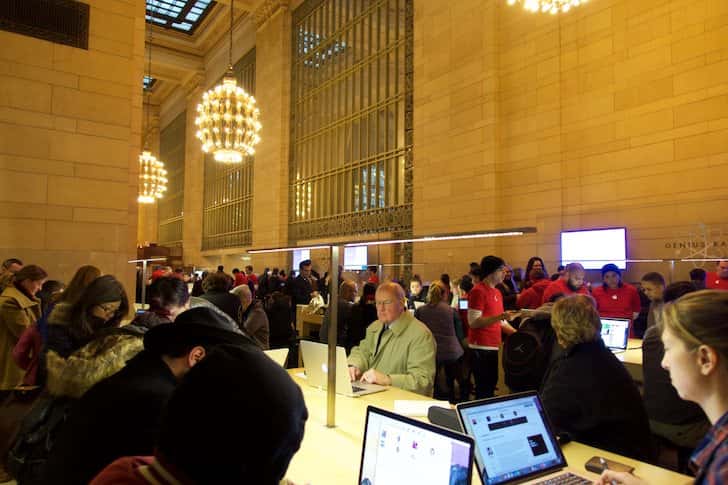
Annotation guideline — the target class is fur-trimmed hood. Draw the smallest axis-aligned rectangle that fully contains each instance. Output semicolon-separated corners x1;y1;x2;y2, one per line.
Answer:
46;327;145;399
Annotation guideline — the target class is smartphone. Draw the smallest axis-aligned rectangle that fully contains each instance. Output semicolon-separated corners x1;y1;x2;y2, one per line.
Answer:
458;299;468;310
585;456;634;474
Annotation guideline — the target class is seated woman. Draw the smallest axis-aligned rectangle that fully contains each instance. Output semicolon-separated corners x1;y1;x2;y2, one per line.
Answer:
540;294;652;461
598;290;728;485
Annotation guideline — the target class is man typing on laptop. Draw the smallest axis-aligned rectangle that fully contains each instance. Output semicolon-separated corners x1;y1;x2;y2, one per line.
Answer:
348;282;436;396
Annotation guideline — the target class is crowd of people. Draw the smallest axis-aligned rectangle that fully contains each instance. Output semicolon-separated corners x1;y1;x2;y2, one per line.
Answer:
0;255;726;484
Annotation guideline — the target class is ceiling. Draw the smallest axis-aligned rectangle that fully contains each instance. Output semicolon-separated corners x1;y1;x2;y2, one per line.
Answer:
144;0;263;106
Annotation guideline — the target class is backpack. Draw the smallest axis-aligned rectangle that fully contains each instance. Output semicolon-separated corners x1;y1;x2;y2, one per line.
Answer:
6;395;74;485
502;312;556;392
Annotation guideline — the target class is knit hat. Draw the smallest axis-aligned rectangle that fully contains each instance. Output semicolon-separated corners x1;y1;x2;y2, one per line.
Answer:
601;263;621;278
156;344;308;484
481;255;505;277
144;306;253;354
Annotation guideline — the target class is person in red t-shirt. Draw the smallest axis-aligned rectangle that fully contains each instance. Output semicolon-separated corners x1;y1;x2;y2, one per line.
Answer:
541;262;589;305
244;265;258;289
366;265;380;285
232;268;248;288
467;255;519;399
592;263;641;337
517;268;551;309
706;260;728;290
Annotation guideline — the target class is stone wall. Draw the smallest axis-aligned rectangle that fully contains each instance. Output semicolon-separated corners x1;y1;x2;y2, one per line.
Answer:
0;0;146;297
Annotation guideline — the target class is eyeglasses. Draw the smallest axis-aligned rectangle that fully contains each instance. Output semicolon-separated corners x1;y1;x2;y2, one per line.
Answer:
375;299;395;307
97;303;120;314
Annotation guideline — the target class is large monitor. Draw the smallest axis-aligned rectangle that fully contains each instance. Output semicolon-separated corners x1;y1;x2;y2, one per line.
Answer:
560;227;627;270
344;245;368;270
292;249;311;273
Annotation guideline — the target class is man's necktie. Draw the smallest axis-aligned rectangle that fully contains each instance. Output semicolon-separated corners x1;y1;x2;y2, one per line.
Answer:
375;325;389;354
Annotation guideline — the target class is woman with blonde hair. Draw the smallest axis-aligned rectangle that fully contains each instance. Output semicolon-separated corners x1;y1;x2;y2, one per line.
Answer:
540;294;651;461
598;290;728;484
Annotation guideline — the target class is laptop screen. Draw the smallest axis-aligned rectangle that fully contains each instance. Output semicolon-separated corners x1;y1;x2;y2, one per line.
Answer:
600;317;630;349
456;393;566;485
359;406;473;485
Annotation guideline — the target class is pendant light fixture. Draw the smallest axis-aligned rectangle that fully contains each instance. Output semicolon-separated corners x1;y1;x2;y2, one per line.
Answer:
194;0;261;163
506;0;588;15
138;5;167;204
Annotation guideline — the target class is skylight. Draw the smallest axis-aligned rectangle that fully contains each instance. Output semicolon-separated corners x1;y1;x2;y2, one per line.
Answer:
146;0;216;34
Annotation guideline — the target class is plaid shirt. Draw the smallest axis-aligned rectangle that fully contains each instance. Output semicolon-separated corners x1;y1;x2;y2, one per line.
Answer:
690;411;728;484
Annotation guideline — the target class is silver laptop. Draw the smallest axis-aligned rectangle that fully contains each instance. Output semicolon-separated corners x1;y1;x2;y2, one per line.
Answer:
600;317;630;351
263;348;289;367
299;340;387;397
359;405;474;485
456;392;591;485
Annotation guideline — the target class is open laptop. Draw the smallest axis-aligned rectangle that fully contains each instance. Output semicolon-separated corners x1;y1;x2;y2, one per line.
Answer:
263;348;289;367
456;392;592;485
299;340;387;397
413;300;426;310
359;405;474;485
600;317;630;351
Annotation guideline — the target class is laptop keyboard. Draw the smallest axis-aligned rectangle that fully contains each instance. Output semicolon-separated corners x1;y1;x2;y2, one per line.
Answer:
351;385;365;393
534;472;592;485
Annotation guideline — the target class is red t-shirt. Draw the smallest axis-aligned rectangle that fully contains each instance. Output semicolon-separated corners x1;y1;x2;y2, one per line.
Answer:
541;278;589;304
592;283;641;319
234;273;248;287
368;275;380;285
517;279;551;309
247;273;259;285
468;283;503;348
706;272;728;290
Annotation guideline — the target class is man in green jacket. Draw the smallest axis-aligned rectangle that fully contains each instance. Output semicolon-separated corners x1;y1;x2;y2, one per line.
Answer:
348;282;436;396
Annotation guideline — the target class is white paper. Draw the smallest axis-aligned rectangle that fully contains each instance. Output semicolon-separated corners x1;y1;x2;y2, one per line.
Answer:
393;400;451;417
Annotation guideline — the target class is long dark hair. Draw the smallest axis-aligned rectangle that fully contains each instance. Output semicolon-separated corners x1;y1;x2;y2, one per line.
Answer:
69;275;129;341
525;257;548;282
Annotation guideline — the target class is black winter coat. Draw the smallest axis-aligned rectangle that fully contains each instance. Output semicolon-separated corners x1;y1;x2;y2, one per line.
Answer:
199;290;242;325
41;351;178;485
539;339;652;461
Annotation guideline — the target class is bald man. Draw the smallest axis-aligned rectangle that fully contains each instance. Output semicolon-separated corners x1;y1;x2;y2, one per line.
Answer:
347;282;436;396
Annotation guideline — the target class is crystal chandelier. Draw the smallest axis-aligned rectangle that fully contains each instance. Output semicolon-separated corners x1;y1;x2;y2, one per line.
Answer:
195;0;261;163
138;5;167;204
507;0;588;14
138;151;168;203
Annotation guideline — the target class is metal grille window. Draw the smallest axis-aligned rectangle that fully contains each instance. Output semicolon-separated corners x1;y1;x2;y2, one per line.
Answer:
158;111;185;247
289;0;413;242
202;49;256;250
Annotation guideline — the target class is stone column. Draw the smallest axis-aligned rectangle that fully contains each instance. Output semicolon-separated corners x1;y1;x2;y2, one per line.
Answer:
251;0;291;270
182;74;206;267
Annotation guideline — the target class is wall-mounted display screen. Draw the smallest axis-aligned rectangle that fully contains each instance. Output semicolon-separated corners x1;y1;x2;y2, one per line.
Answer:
344;246;367;270
560;228;627;270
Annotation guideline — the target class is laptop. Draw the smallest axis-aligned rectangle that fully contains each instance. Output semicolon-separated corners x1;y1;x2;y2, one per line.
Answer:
263;348;289;367
359;405;474;485
413;300;426;310
600;317;630;351
456;392;592;485
299;340;387;397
